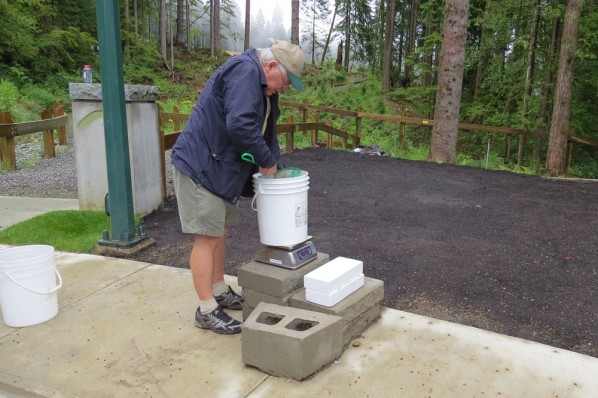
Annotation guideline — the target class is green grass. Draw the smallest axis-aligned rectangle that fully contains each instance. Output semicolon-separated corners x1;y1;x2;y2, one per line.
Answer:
0;210;112;253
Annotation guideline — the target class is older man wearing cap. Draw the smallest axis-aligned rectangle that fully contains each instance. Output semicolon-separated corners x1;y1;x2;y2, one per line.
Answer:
171;40;305;335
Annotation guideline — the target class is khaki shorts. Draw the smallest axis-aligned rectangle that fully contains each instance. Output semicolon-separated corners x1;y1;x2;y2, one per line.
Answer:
173;167;238;236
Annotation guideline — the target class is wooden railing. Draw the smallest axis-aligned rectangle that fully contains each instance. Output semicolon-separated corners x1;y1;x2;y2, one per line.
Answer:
0;102;68;170
159;99;598;155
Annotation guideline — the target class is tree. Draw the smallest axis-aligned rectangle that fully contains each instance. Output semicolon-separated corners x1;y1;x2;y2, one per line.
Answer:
160;0;167;65
291;0;300;45
211;0;221;56
301;0;330;64
176;0;187;46
429;0;470;163
320;0;340;66
382;0;397;92
545;0;582;176
244;0;250;50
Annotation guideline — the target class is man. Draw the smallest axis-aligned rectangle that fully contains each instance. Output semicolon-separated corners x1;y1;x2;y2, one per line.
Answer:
171;40;305;335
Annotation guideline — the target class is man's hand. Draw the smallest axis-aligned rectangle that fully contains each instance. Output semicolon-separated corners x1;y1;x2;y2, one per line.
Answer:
259;164;277;176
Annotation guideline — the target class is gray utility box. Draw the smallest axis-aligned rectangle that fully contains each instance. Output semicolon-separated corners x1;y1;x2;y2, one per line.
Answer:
69;83;163;215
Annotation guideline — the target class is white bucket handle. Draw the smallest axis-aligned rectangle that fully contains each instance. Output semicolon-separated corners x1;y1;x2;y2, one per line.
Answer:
251;190;260;211
3;269;63;295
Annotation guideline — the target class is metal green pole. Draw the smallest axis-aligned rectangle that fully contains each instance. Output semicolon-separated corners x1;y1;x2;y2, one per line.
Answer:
95;0;139;247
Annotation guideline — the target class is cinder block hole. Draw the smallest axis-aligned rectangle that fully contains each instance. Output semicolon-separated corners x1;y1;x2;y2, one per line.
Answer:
256;312;284;325
285;318;319;331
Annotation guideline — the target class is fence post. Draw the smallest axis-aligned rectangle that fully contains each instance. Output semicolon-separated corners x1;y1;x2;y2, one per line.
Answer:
285;115;294;153
42;108;56;158
355;115;361;148
312;114;319;146
173;106;180;132
504;134;512;164
517;134;525;166
53;102;67;145
399;111;406;150
326;121;333;149
342;125;348;149
0;111;17;170
302;99;309;138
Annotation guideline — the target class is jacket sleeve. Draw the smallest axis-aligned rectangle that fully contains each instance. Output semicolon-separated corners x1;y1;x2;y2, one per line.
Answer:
219;61;277;168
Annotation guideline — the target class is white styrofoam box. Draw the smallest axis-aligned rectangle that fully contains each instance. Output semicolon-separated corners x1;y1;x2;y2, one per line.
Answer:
304;256;363;294
306;273;365;307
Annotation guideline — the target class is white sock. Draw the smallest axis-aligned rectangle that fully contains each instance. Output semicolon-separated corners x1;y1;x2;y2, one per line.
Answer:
199;298;218;314
212;280;229;296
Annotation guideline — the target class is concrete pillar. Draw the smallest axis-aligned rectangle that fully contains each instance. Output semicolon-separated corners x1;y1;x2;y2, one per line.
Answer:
69;83;162;215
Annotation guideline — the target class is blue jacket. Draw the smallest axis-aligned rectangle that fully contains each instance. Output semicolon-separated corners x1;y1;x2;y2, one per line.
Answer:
171;49;282;204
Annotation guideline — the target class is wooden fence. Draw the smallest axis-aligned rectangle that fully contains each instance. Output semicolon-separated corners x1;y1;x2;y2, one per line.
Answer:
159;99;598;157
0;102;68;170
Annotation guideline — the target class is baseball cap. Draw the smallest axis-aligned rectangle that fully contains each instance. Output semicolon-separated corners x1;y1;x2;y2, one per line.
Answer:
270;40;305;91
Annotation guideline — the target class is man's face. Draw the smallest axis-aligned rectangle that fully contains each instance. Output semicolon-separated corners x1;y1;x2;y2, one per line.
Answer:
264;61;290;96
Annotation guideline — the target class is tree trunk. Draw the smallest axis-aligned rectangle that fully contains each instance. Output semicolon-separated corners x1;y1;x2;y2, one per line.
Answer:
244;0;251;50
344;0;351;70
133;0;138;39
546;0;581;176
382;0;396;92
211;0;221;57
176;0;186;46
404;0;419;87
311;1;316;63
291;0;300;45
536;15;561;162
520;0;541;166
160;0;167;66
429;0;469;163
473;1;493;108
421;4;434;87
320;0;339;66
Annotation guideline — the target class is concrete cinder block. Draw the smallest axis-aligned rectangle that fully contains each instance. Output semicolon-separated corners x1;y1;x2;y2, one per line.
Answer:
305;273;365;307
242;302;343;380
244;288;295;308
290;277;384;321
343;304;382;348
242;302;255;321
238;252;329;297
304;256;363;293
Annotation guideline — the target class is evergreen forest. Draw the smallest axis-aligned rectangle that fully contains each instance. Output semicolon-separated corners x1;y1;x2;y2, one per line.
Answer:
0;0;597;177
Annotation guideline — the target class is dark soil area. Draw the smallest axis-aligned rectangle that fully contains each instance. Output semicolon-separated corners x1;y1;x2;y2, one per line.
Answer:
130;147;598;358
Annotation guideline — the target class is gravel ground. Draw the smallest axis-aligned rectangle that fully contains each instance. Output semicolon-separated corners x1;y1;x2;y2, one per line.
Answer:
0;135;175;199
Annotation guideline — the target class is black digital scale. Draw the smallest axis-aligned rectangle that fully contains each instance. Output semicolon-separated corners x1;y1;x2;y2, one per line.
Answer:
254;239;317;269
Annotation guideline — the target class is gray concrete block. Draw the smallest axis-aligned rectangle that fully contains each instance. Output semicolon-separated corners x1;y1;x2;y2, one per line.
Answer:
342;304;382;348
289;277;384;322
242;302;254;321
242;302;343;380
238;252;329;297
244;288;295;308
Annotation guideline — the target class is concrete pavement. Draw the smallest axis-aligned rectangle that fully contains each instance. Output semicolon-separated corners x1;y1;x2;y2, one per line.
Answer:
1;197;597;397
0;196;79;231
0;245;597;397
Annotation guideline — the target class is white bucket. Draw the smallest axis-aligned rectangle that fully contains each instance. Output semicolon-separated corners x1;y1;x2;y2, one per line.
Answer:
252;171;310;246
0;245;62;327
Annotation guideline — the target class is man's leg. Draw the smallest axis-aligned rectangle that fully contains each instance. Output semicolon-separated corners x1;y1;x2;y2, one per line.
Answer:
190;233;225;301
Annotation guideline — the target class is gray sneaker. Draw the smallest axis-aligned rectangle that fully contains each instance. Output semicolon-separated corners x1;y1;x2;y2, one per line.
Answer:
194;306;242;335
215;286;244;310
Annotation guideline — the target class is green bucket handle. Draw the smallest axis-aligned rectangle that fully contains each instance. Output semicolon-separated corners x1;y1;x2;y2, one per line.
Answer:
241;153;256;164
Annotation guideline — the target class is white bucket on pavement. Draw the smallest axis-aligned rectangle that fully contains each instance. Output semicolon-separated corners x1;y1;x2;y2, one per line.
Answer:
0;245;62;327
252;171;309;246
